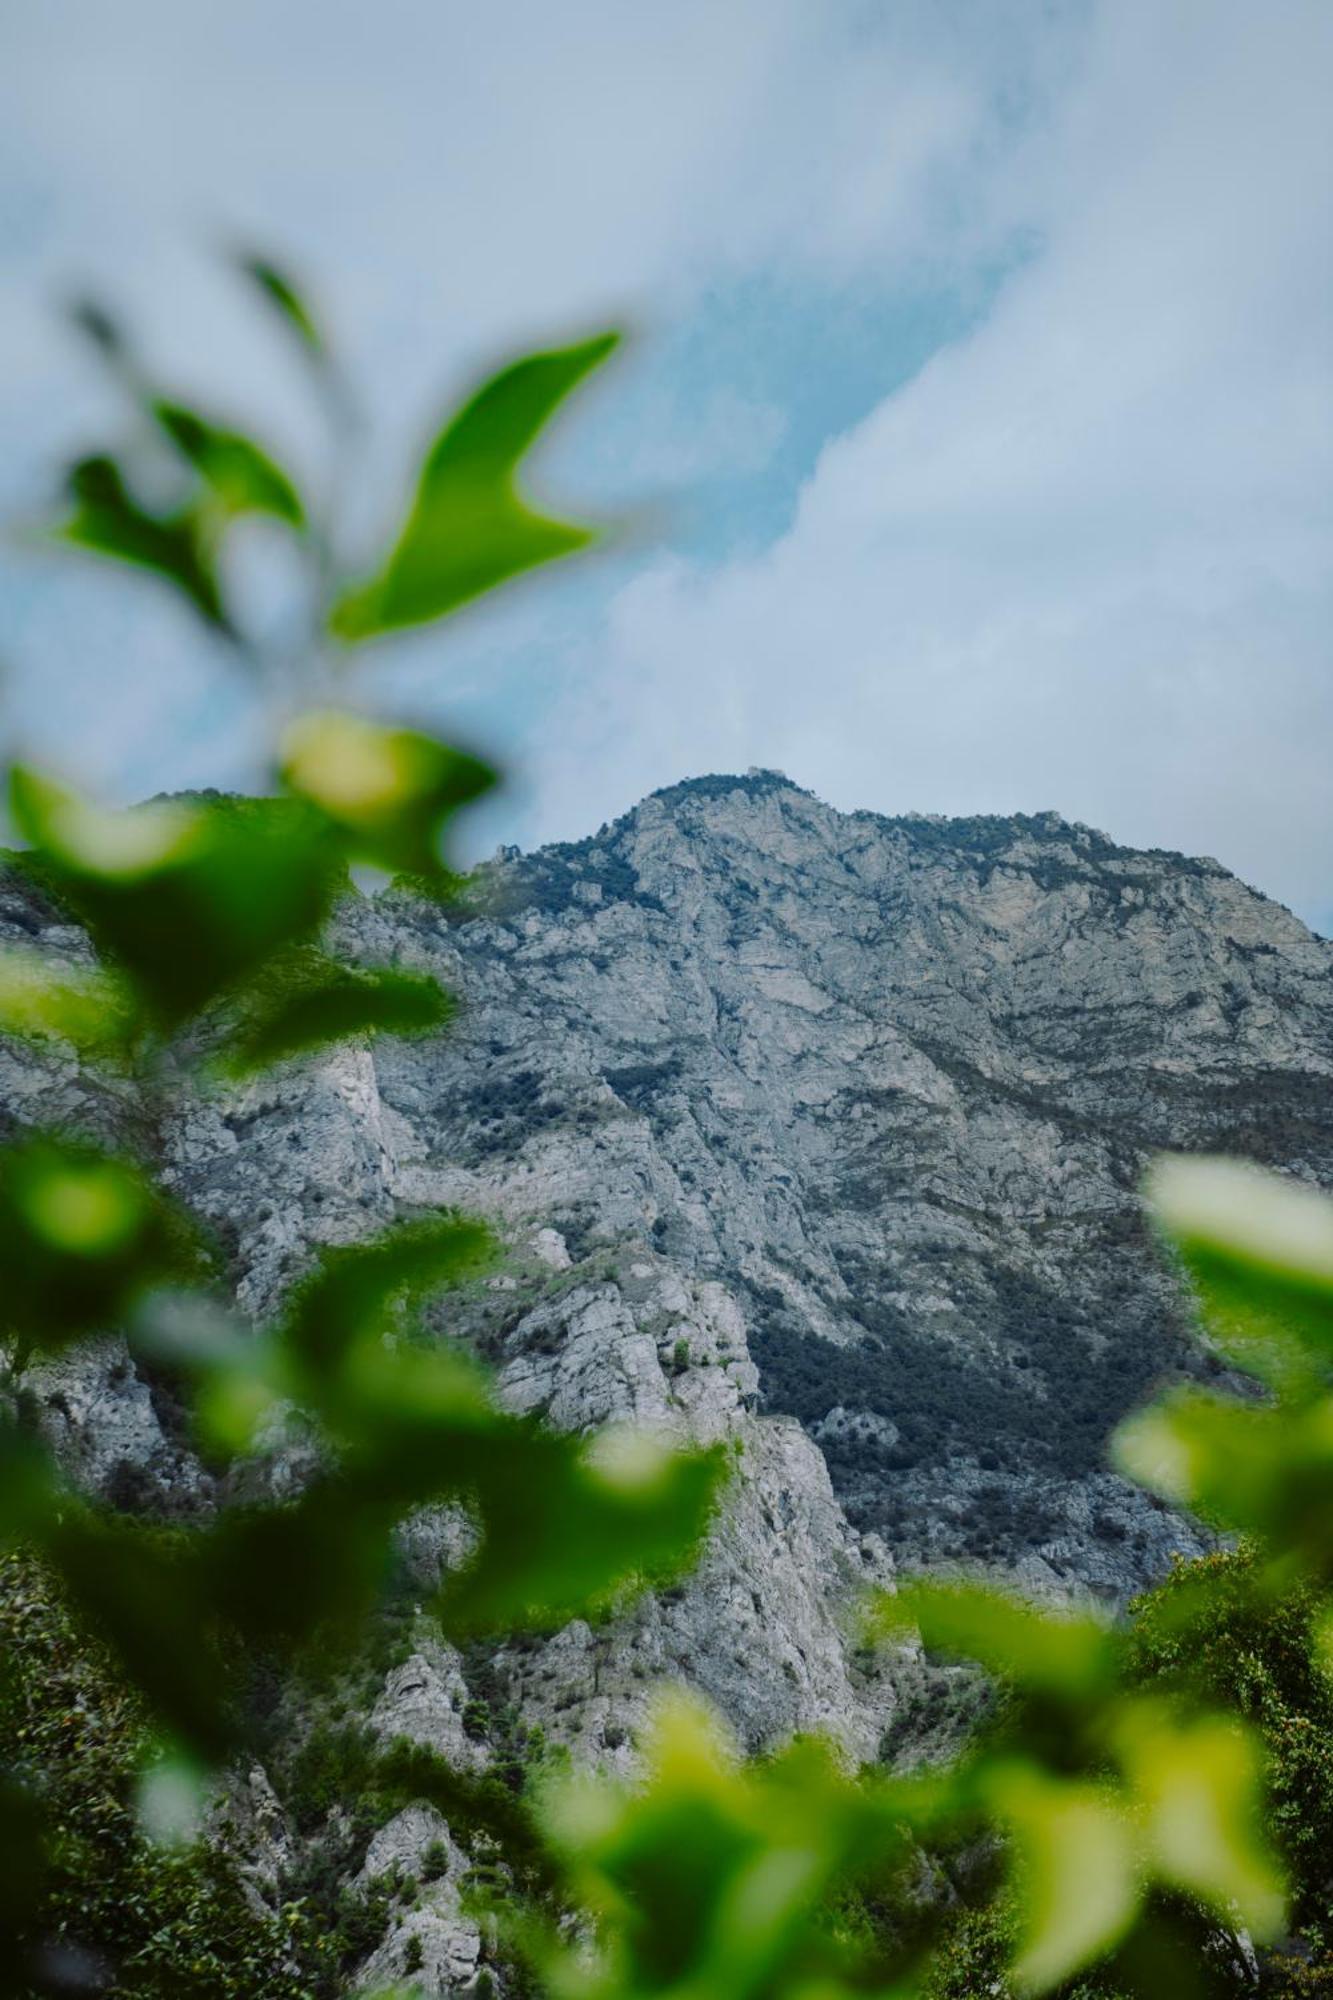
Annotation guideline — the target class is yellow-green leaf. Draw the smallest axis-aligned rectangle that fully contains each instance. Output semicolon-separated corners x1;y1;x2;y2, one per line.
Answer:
279;709;495;881
1116;1702;1284;1937
0;946;131;1051
985;1764;1137;1992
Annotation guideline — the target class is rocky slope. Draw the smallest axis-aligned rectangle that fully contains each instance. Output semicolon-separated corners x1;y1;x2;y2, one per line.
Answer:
5;771;1332;1992
344;772;1333;1596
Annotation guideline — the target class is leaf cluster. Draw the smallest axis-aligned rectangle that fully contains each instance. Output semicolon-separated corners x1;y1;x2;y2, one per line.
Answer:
6;254;1333;2000
0;260;720;1996
532;1159;1333;1999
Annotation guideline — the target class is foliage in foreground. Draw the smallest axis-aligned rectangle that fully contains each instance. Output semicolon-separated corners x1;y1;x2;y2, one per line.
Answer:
1;259;1331;2000
523;1156;1333;1999
0;260;720;1994
0;1550;310;1998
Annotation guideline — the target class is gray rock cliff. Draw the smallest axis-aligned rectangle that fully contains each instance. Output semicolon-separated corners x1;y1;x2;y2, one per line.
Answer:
5;772;1331;1994
346;774;1332;1597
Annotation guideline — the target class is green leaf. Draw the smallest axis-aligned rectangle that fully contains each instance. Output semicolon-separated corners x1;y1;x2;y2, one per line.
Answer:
267;1211;723;1636
277;1215;494;1382
1147;1155;1333;1381
0;1137;198;1353
219;958;453;1073
279;709;496;880
0;1771;50;1954
1149;1155;1333;1295
437;1423;726;1634
131;1289;282;1458
67;294;305;532
1115;1702;1284;1938
0;1419;57;1546
204;1480;397;1655
10;775;343;1030
869;1580;1116;1698
135;1744;210;1849
152;400;305;527
55;453;232;632
231;250;327;361
1113;1387;1333;1566
46;1513;236;1761
0;946;131;1052
538;1692;916;2000
329;332;618;640
983;1764;1137;1993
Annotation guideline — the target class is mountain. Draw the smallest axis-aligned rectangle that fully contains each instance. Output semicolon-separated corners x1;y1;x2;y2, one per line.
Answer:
344;770;1333;1589
5;771;1332;1990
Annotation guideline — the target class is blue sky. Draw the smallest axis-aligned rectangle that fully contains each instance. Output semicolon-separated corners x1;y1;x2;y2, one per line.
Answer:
2;2;1331;927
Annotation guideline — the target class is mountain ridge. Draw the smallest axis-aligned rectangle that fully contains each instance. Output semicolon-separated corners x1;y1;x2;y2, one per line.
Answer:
340;772;1331;1591
5;774;1331;1989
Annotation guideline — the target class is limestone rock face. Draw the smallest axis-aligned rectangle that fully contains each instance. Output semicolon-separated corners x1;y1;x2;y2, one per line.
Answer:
343;774;1331;1596
8;772;1333;1604
5;774;1333;1993
352;1805;484;1997
372;1642;492;1772
23;1336;205;1512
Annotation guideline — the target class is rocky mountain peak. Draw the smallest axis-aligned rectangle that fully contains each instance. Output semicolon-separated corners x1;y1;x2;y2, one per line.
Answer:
363;776;1329;1599
4;776;1331;1869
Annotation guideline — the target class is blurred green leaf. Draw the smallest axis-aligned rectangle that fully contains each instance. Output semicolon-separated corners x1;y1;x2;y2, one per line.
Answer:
438;1423;725;1634
539;1693;916;2000
1113;1388;1333;1576
231;250;327;362
277;1216;494;1382
0;1420;57;1547
0;946;130;1052
0;1771;49;1989
982;1764;1136;1992
0;1137;197;1353
279;709;495;881
151;400;305;526
134;1742;210;1849
1149;1155;1333;1298
67;291;304;532
46;1513;235;1761
55;453;232;632
10;775;342;1030
280;1249;721;1637
869;1579;1115;1699
329;332;618;640
1115;1701;1284;1938
131;1288;282;1458
204;1480;397;1656
1315;1605;1333;1679
1148;1155;1333;1379
220;956;452;1073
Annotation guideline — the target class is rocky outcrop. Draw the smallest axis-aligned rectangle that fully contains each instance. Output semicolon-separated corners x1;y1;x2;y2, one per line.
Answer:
371;1644;492;1772
343;775;1331;1598
351;1807;484;1998
6;773;1333;1993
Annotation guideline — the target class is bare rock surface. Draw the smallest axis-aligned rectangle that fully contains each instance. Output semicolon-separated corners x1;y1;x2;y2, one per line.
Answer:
352;1805;484;1997
5;774;1333;1993
372;1641;492;1772
345;774;1331;1596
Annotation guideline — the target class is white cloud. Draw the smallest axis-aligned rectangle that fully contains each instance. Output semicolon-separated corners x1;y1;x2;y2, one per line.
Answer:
530;1;1333;923
0;0;1024;800
0;0;1002;480
1;1;1329;928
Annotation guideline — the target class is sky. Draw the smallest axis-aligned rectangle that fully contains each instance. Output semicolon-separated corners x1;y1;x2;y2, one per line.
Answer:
2;2;1331;927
